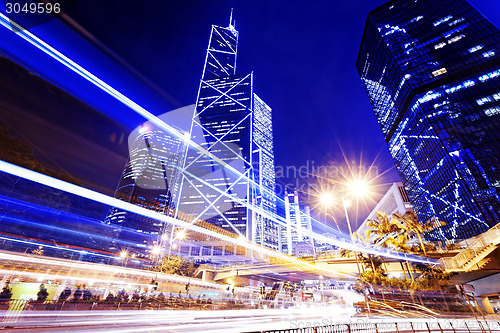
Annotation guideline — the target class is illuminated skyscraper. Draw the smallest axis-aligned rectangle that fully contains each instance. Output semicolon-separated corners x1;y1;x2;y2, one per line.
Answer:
283;189;315;256
105;117;187;252
176;16;280;250
357;0;500;240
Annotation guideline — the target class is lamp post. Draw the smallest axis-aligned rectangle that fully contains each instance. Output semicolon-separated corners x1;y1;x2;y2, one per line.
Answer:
166;228;187;263
319;192;342;233
318;179;372;315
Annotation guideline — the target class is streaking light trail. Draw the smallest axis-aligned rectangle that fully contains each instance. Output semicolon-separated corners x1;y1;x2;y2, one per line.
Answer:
0;160;435;266
0;13;435;265
0;10;295;242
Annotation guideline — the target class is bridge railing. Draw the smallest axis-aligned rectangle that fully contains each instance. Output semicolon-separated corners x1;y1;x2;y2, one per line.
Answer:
439;223;500;271
245;319;500;333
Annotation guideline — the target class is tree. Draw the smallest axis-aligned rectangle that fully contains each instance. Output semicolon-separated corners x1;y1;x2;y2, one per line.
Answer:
393;211;446;256
366;211;405;247
353;231;387;283
154;255;199;277
365;211;417;284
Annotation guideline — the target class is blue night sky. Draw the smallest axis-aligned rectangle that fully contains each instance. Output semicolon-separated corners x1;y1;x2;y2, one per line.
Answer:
62;0;500;202
1;0;500;229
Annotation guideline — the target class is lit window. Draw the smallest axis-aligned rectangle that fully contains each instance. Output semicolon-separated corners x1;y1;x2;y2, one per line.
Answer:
418;91;442;103
484;106;500;116
476;96;494;105
483;50;495;58
448;34;465;44
434;101;449;108
493;93;500;101
449;18;465;26
443;24;469;38
445;80;475;94
468;45;483;53
432;68;447;77
478;69;500;82
382;24;406;36
409;16;424;24
433;15;453;27
434;42;446;49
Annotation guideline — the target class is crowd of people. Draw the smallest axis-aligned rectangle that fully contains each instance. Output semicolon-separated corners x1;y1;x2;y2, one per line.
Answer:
0;281;234;311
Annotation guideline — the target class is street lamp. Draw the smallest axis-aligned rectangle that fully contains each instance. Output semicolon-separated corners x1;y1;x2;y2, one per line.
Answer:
120;251;128;267
319;193;342;233
151;246;162;256
166;228;188;263
318;179;372;314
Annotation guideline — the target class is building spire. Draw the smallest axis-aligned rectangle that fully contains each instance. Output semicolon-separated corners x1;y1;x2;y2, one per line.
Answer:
228;8;237;35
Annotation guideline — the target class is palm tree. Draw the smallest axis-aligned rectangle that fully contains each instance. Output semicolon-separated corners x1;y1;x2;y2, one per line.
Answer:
365;211;415;283
353;231;387;278
393;211;446;256
366;211;406;247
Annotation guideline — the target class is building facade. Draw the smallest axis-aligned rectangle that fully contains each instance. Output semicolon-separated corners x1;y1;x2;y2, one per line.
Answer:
357;0;500;240
357;182;413;236
283;189;315;256
175;18;280;250
105;117;187;253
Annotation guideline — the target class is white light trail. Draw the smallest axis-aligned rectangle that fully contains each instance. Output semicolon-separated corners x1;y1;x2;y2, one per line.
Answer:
0;14;435;265
0;11;299;245
0;160;361;278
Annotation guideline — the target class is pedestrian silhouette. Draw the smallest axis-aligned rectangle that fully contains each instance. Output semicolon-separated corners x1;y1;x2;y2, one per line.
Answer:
59;287;71;302
73;286;82;301
83;288;92;301
0;282;12;303
37;284;49;303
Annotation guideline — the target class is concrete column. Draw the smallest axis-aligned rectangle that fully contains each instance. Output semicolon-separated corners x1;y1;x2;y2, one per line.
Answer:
481;296;495;314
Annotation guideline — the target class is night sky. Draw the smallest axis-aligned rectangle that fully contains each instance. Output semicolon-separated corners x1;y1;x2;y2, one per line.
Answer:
2;0;500;230
63;0;500;170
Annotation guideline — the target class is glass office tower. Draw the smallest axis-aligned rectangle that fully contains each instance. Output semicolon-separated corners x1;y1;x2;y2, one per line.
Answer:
105;121;186;253
176;18;280;250
357;0;500;240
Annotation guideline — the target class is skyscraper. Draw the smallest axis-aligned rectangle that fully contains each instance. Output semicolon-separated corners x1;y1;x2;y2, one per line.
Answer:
283;189;315;256
357;0;500;240
176;16;280;250
105;111;188;253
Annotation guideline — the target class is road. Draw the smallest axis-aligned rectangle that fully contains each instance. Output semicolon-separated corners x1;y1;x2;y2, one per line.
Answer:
5;305;349;332
2;306;499;333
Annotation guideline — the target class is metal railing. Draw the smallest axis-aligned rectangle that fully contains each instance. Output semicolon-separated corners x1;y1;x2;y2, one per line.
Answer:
439;223;500;271
246;320;500;333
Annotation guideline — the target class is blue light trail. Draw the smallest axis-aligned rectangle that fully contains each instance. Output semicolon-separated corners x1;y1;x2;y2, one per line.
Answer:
0;13;435;265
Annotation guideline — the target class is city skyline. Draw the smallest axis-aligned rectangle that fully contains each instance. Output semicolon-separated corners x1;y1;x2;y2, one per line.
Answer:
1;1;500;327
0;1;499;235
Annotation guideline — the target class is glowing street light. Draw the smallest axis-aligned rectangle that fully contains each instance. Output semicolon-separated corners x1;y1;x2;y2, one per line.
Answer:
151;246;162;256
120;251;129;267
175;229;187;241
316;177;374;314
320;192;335;207
348;179;370;198
166;228;188;264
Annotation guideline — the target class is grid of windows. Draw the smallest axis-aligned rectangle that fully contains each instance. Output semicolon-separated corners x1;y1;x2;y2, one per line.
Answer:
357;0;500;240
176;23;279;250
105;126;186;246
